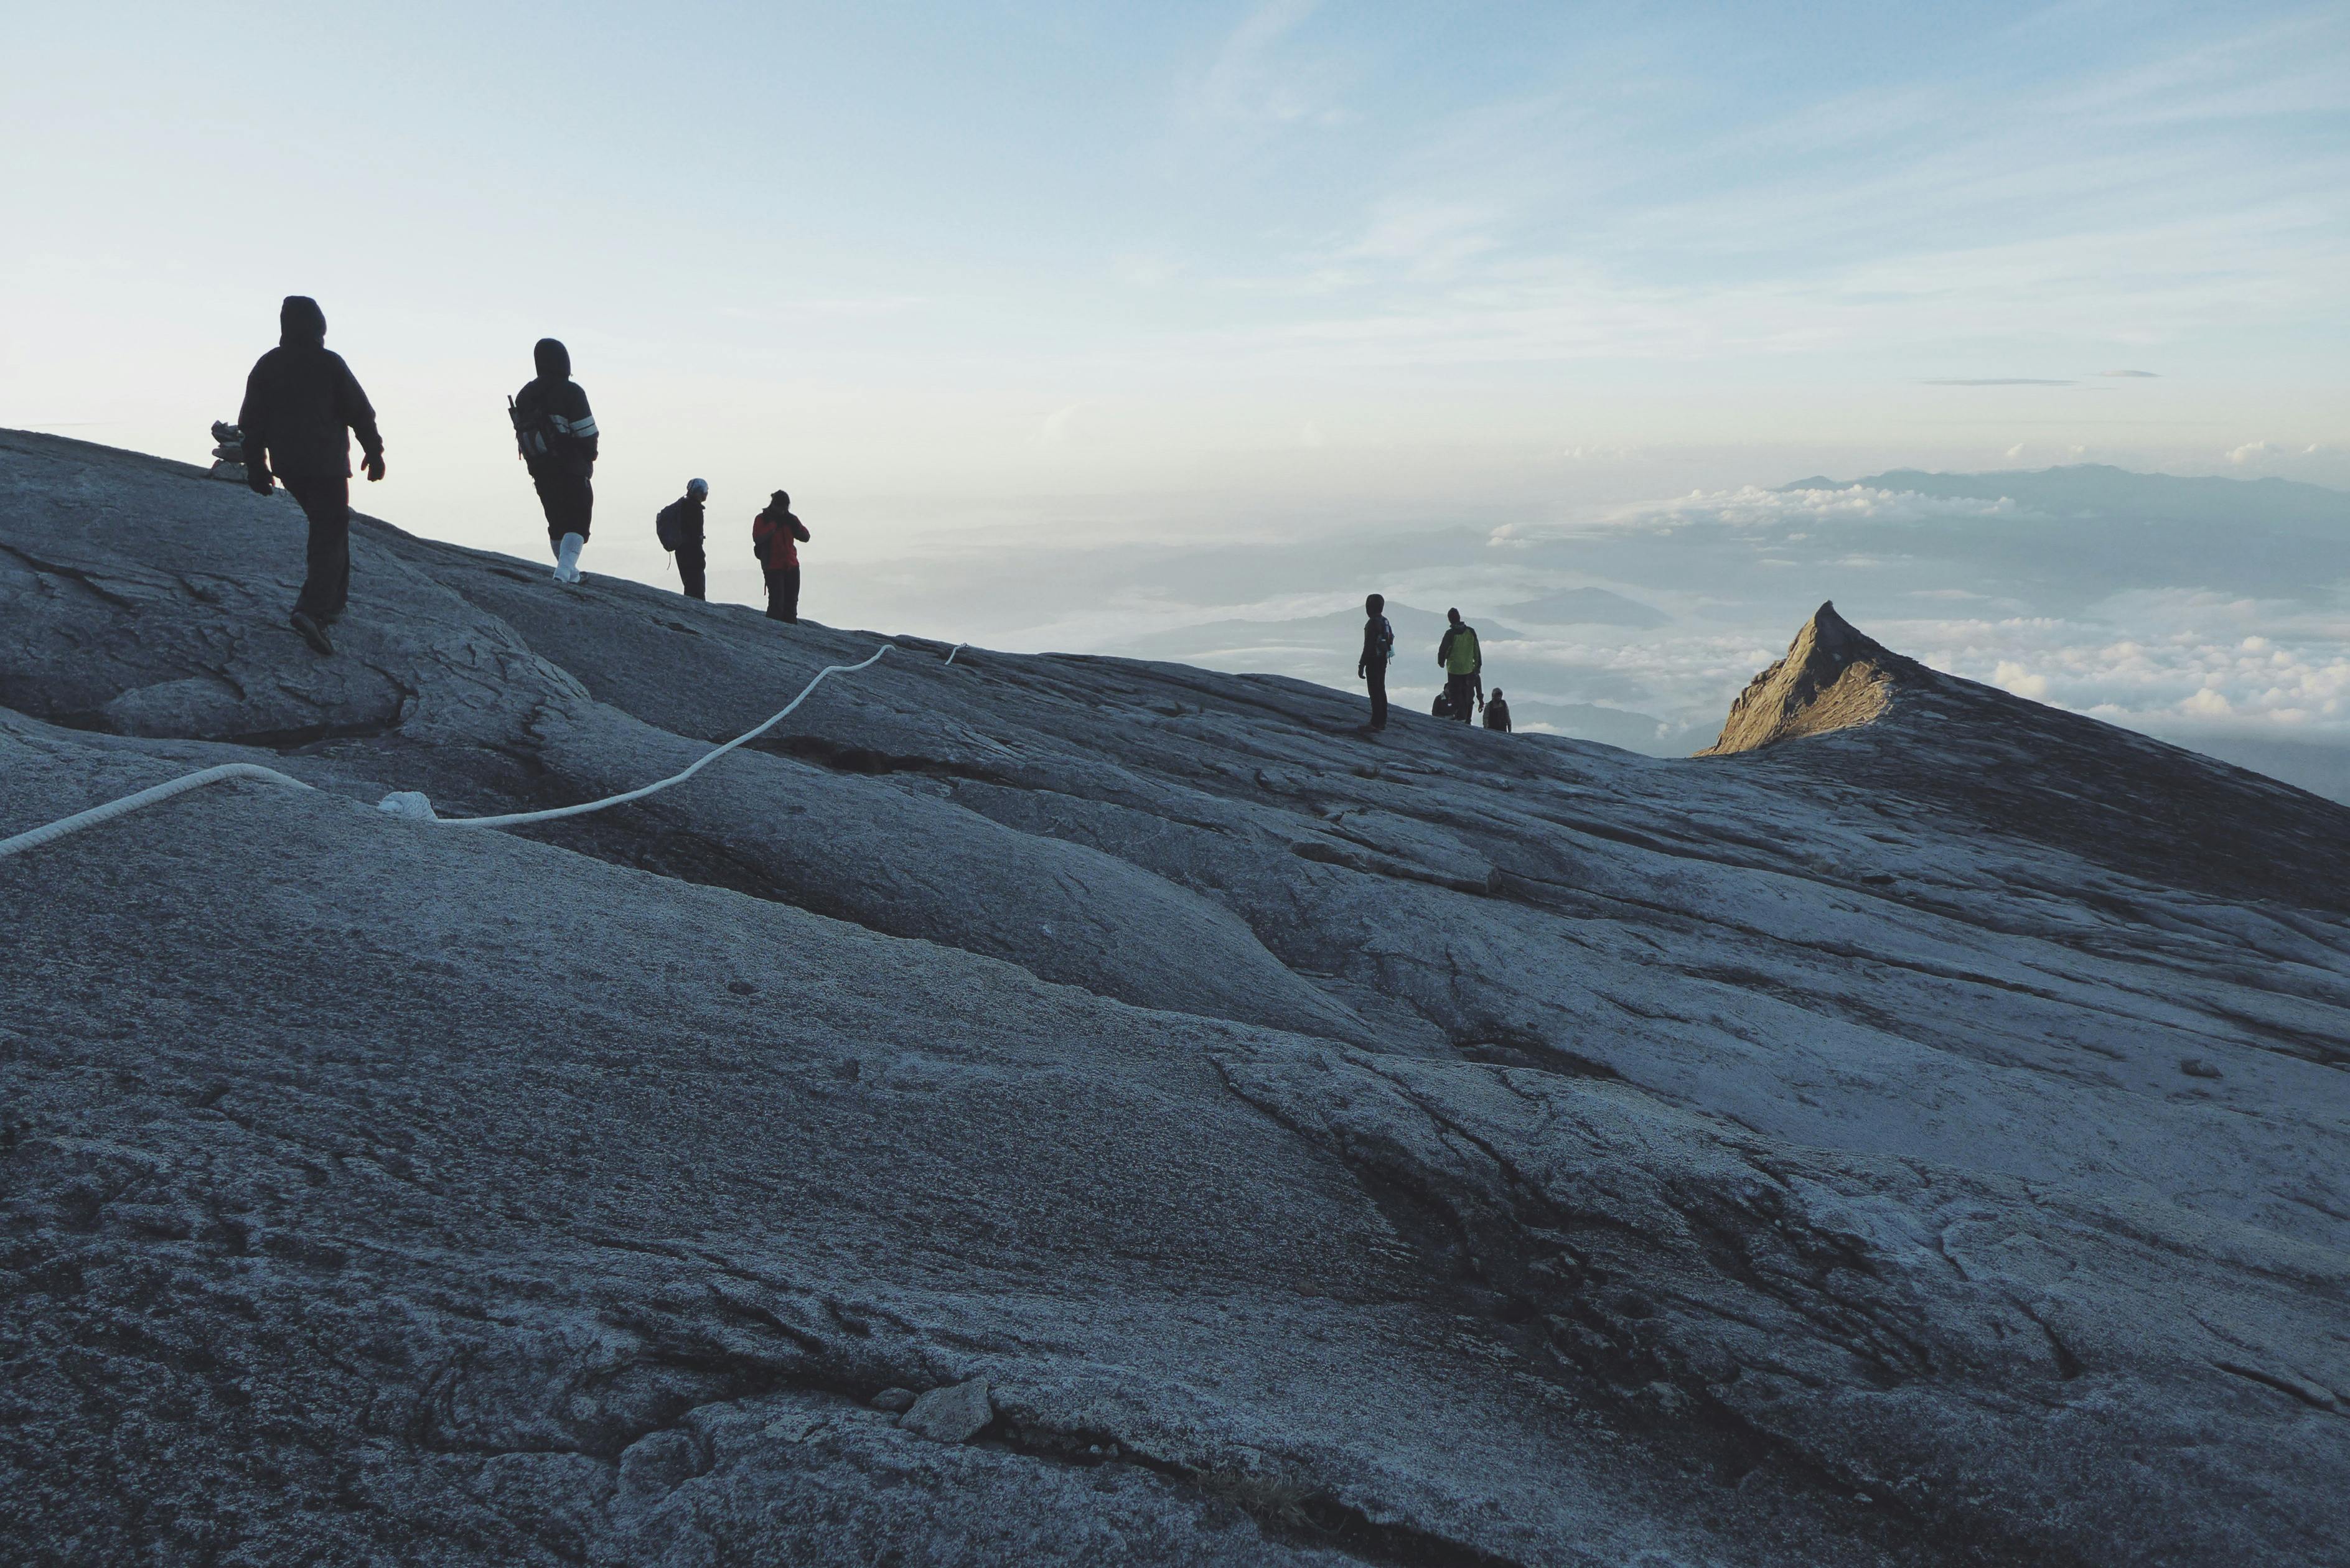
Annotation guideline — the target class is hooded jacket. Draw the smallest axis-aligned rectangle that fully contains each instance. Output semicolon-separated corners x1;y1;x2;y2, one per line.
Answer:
513;338;599;477
238;296;382;482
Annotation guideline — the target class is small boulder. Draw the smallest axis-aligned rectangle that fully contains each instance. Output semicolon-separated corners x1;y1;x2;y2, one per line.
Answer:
616;1429;700;1503
869;1387;916;1414
2181;1058;2223;1080
900;1376;992;1444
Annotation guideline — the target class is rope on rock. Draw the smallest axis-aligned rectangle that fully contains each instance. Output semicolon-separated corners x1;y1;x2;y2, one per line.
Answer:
4;638;967;857
380;643;897;826
0;763;315;861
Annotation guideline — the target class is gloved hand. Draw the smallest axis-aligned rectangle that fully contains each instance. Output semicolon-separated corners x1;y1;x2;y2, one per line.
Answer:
246;469;274;497
362;452;386;483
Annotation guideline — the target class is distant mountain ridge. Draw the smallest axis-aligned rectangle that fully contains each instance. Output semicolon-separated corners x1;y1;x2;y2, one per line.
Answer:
1779;463;2349;534
1495;585;1668;628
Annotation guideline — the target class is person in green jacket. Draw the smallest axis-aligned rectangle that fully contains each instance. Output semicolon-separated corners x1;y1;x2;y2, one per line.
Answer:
1437;608;1482;724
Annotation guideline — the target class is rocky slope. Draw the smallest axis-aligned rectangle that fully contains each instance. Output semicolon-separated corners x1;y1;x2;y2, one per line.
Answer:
3;427;2346;1567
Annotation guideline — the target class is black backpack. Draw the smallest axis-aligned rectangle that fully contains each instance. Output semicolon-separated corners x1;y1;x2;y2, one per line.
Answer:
508;392;558;465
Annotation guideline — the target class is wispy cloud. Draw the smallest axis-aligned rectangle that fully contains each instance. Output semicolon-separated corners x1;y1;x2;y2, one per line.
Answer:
1342;199;1500;274
1187;0;1346;129
718;297;930;322
1528;483;2026;539
1134;8;2349;384
2097;369;2161;378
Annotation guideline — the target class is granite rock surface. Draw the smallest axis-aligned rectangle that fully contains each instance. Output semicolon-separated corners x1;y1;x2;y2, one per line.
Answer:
4;429;2347;1566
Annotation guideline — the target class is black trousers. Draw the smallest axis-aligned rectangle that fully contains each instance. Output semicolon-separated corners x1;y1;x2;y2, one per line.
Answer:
282;473;350;623
765;565;800;622
1364;661;1388;727
1445;673;1479;722
675;544;706;600
533;469;594;551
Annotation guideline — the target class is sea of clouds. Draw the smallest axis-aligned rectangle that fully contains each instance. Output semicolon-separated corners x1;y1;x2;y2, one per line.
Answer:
820;465;2350;800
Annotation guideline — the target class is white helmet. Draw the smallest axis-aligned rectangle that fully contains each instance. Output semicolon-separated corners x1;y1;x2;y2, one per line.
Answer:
686;477;708;498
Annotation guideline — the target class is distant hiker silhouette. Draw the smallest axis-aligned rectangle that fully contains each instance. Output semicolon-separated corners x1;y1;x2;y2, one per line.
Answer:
657;478;709;600
1358;592;1394;730
1431;690;1453;719
237;295;385;656
1437;608;1482;724
752;490;810;622
510;338;599;584
1484;689;1512;733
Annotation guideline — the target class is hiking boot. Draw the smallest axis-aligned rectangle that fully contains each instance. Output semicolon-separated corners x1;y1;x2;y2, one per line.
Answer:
290;610;335;655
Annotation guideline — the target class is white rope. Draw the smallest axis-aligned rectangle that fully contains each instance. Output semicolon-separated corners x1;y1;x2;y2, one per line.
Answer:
0;763;314;861
380;643;897;826
3;638;966;857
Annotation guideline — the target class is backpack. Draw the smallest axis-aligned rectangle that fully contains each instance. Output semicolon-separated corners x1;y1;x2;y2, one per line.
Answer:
655;501;681;553
1375;614;1394;663
508;392;558;465
1441;624;1481;674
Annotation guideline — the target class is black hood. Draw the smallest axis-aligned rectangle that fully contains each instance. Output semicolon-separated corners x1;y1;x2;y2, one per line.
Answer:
279;296;326;348
533;338;571;381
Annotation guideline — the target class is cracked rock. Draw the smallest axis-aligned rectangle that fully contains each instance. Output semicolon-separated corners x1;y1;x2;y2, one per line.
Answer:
900;1377;992;1444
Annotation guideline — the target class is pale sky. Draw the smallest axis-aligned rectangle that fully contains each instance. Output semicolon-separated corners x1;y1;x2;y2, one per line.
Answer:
4;1;2346;579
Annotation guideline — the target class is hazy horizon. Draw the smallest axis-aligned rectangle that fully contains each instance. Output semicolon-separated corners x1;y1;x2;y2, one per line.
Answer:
4;2;2345;788
5;3;2346;533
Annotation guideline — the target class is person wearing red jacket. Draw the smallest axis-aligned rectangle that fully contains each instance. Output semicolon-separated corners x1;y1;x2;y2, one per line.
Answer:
752;490;810;622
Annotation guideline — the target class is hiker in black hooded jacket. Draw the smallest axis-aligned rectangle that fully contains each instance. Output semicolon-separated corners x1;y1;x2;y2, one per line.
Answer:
238;295;383;656
512;338;599;582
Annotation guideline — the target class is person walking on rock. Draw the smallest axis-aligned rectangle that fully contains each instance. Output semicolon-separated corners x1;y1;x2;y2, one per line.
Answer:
752;490;810;622
1357;592;1394;730
657;478;709;600
237;295;385;656
510;338;599;584
1437;607;1482;724
1484;688;1512;732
